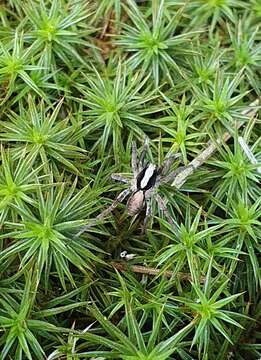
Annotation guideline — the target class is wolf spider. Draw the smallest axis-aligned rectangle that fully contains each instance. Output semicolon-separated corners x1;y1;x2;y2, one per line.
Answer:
75;138;180;237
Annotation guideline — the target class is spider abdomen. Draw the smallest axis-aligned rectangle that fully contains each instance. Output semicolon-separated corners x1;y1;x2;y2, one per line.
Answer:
127;190;145;216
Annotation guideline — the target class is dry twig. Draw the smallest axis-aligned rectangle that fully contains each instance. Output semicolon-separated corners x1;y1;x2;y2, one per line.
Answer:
111;261;205;283
171;98;260;188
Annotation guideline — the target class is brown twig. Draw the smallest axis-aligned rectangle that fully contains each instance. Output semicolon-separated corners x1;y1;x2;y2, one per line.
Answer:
171;98;260;188
111;261;205;283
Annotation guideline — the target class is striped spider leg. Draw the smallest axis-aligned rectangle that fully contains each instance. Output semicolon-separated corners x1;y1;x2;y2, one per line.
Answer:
75;187;131;237
74;140;142;237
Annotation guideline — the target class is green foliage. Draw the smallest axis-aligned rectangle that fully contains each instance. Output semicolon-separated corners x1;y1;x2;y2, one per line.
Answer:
0;31;46;103
226;17;261;93
0;179;107;289
173;262;247;358
116;0;199;86
72;64;163;161
23;0;94;70
0;147;41;224
0;96;87;173
0;0;260;359
77;302;194;360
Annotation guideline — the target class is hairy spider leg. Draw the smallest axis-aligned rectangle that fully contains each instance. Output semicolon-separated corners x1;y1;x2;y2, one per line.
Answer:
138;136;149;171
111;174;129;183
162;165;188;185
161;153;181;177
142;194;152;234
75;188;131;237
155;193;176;227
131;141;138;177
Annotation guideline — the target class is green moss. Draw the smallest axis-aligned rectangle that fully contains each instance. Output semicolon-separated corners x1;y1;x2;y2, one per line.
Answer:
0;1;259;359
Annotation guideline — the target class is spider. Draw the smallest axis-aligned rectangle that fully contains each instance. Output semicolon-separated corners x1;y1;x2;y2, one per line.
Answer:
75;138;180;237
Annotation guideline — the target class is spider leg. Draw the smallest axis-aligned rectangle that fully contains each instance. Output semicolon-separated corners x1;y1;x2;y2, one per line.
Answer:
139;136;149;170
155;193;175;227
142;196;152;234
111;174;129;183
131;141;138;177
160;153;181;176
75;188;131;237
161;165;188;185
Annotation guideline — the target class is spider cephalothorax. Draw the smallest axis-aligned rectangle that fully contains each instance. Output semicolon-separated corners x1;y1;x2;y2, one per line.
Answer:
75;138;180;237
127;163;158;216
